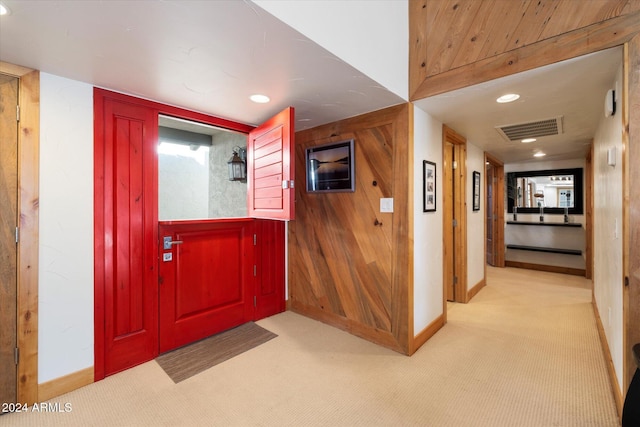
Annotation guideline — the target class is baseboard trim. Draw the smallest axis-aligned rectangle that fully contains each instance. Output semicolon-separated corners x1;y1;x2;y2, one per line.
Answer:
505;260;586;277
467;277;486;301
38;366;94;402
592;300;623;418
411;314;445;355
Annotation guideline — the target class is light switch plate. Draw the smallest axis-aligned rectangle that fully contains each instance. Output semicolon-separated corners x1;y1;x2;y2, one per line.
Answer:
380;198;394;213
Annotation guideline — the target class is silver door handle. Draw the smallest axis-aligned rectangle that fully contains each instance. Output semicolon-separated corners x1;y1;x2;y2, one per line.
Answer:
163;236;183;250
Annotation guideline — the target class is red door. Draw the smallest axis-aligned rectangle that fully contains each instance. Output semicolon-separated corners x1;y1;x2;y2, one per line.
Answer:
248;107;295;220
94;89;159;379
158;220;255;353
254;219;286;320
96;97;293;375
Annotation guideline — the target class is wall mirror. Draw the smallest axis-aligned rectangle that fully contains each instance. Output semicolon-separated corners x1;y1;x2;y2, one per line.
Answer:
507;168;583;214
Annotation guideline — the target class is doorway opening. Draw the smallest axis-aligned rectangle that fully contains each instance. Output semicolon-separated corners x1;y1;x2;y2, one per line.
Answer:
158;115;248;221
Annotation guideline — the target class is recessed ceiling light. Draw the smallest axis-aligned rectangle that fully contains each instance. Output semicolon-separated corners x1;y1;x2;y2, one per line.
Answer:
0;2;10;15
249;94;270;104
533;152;546;157
521;138;537;143
496;93;520;103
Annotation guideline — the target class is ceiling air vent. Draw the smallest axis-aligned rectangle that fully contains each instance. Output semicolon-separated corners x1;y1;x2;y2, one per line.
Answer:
495;116;563;142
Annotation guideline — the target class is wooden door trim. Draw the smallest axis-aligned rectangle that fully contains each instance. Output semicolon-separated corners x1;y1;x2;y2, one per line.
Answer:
485;153;505;268
442;125;467;303
0;62;39;404
623;34;640;398
586;144;594;280
0;73;19;404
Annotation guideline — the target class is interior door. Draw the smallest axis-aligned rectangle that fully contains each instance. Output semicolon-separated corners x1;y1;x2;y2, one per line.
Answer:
0;74;18;405
254;219;286;320
94;89;159;378
158;220;254;353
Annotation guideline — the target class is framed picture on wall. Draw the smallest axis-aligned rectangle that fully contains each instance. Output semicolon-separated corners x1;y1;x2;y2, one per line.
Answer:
423;160;436;212
306;139;355;192
473;171;481;211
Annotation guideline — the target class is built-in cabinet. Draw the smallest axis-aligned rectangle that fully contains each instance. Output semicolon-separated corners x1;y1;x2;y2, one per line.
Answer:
506;221;583;255
504;162;586;276
505;218;585;275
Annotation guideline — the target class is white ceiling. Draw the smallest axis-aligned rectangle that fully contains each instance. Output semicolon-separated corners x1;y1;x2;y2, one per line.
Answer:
415;47;623;164
0;1;623;164
0;0;403;131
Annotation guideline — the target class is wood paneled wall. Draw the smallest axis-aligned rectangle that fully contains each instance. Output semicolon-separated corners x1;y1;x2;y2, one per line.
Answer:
289;104;411;354
410;0;640;99
0;63;40;404
625;33;640;398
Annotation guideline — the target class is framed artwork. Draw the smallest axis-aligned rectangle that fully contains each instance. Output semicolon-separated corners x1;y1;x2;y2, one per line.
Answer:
306;139;355;192
473;170;481;211
423;160;436;212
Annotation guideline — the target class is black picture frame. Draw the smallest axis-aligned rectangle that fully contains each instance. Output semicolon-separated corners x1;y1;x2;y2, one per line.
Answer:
306;139;355;193
473;171;481;211
423;160;436;212
506;167;584;215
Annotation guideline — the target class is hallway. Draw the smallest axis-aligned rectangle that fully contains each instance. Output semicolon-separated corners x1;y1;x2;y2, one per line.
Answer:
0;267;618;426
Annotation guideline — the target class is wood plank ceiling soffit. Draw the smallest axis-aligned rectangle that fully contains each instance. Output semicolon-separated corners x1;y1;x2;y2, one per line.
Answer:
409;0;640;100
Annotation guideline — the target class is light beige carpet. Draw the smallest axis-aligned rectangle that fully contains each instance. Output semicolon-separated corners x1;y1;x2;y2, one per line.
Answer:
0;267;619;426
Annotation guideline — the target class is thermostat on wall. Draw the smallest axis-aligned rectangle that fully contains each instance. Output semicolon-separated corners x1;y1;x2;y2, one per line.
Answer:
604;89;616;117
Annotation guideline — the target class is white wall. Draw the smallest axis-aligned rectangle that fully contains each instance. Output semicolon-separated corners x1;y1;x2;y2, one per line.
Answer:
39;73;94;383
253;0;408;101
466;142;485;290
413;106;444;334
593;63;624;391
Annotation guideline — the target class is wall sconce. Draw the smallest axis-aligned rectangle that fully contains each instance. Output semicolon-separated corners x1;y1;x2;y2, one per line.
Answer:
228;147;247;181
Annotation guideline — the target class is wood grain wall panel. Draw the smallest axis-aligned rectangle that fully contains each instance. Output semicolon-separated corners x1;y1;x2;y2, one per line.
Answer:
473;1;530;64
448;1;515;69
625;33;640;395
17;70;39;404
409;0;430;102
410;0;640;100
506;0;559;51
423;0;483;77
0;74;18;405
290;104;410;354
539;0;623;40
623;0;640;13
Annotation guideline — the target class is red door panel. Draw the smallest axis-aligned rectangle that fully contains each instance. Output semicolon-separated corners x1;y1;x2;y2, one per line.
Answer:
247;107;295;220
254;219;286;320
94;89;158;378
159;220;254;353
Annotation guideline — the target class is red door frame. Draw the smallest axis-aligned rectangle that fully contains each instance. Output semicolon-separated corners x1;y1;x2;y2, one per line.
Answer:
94;89;254;380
